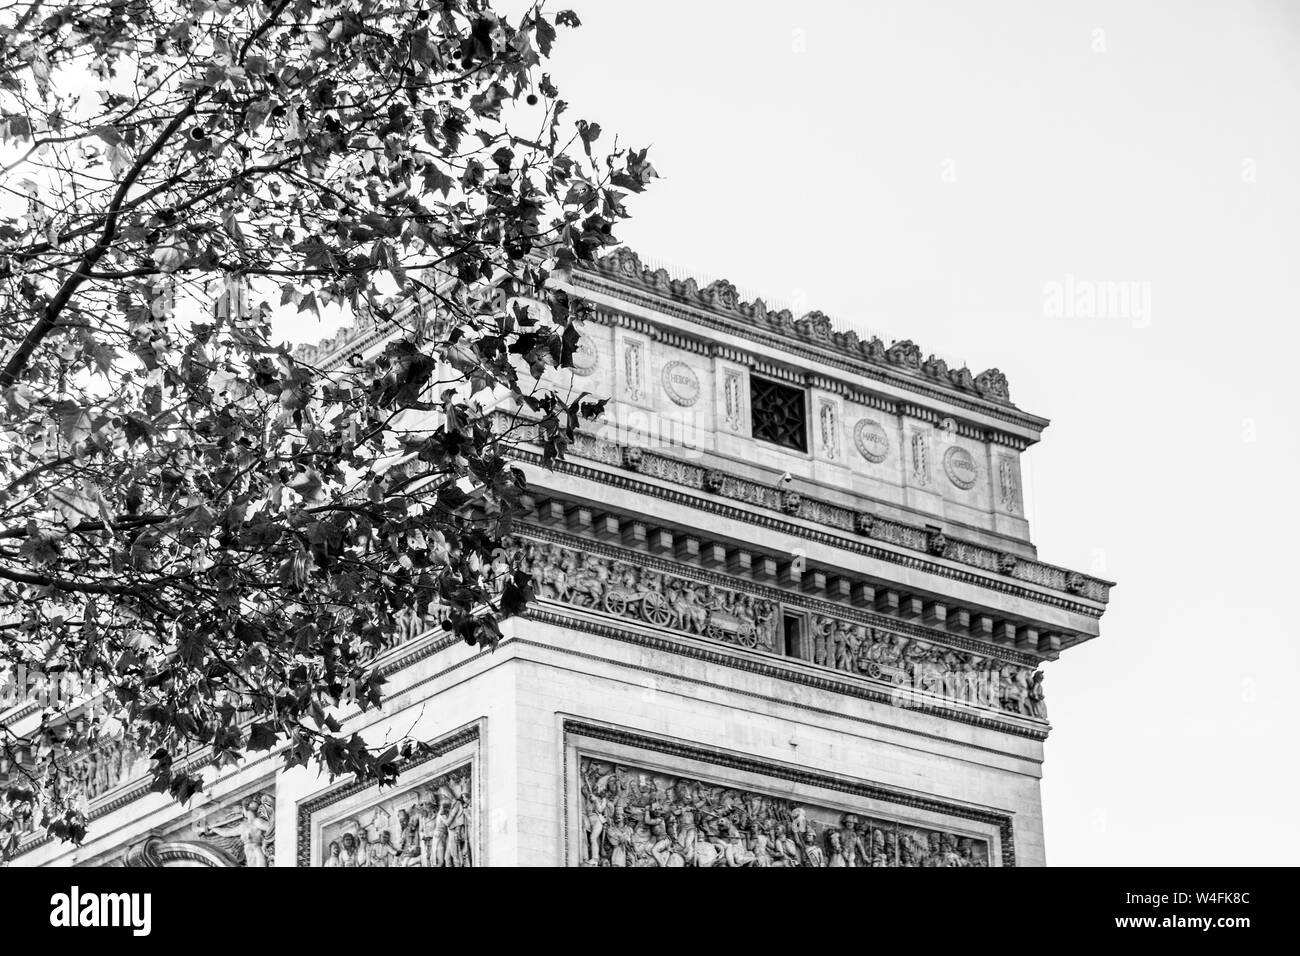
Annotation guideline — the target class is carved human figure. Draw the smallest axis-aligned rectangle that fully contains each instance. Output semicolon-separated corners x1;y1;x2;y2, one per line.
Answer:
940;833;963;867
841;625;864;673
571;554;608;608
396;808;422;866
772;823;801;867
324;840;342;867
605;805;634;867
1027;670;1048;720
368;831;396;867
826;829;847;867
1001;666;1029;713
203;797;273;867
841;814;867;867
812;619;831;667
582;778;610;866
802;829;826;867
430;792;465;867
753;600;778;650
339;832;362;867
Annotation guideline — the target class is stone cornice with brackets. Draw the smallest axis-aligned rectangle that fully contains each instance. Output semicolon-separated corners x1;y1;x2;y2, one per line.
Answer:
501;420;1112;621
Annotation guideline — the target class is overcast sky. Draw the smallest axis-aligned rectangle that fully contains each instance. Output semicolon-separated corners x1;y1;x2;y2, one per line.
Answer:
286;0;1300;865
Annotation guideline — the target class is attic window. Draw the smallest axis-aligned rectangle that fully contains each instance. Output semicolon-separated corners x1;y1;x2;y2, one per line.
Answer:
750;376;807;452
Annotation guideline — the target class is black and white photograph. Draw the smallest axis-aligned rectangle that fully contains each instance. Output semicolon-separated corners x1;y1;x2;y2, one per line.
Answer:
0;0;1292;936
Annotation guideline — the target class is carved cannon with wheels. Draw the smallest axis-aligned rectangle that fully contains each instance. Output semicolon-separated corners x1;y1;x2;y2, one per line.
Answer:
603;587;675;627
860;658;910;686
704;609;760;648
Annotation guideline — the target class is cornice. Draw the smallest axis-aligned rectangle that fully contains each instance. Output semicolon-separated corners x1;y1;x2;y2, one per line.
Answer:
515;447;1110;629
570;248;1048;435
526;422;1111;607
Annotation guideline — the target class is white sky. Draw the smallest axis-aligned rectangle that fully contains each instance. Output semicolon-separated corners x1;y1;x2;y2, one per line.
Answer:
284;0;1300;864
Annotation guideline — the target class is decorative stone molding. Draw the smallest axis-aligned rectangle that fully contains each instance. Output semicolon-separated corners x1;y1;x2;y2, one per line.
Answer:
621;445;644;470
509;434;1112;614
577;755;990;867
564;723;1008;868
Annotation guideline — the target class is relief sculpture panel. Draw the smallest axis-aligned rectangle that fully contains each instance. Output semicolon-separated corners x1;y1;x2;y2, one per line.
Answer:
318;765;472;867
523;541;780;652
579;757;991;867
521;539;1046;720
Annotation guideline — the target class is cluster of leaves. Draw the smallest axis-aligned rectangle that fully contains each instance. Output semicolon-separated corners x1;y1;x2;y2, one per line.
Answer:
0;0;654;858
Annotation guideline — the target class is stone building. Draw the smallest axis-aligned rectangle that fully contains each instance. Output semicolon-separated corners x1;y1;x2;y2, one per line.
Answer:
6;248;1111;867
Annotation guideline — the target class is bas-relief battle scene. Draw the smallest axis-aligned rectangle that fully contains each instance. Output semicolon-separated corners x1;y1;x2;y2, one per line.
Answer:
579;758;991;867
524;540;1047;719
318;765;472;867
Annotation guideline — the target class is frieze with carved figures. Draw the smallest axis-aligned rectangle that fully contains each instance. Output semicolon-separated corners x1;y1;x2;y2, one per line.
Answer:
578;757;990;867
520;540;1047;720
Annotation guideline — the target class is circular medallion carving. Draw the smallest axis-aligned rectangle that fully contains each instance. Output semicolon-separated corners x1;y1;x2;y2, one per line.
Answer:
943;445;979;490
661;360;701;406
853;419;890;464
572;334;597;376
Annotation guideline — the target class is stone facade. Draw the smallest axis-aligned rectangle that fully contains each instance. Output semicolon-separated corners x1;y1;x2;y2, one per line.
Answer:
4;250;1110;867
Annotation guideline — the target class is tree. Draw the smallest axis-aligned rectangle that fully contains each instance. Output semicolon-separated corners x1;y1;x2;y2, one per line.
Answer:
0;0;654;858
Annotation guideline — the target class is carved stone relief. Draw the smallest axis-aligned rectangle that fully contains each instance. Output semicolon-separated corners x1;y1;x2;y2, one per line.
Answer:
722;369;743;431
943;445;979;491
572;334;598;376
818;400;840;460
519;539;1046;719
579;757;991;867
661;360;701;406
319;765;472;867
853;418;890;464
623;339;644;402
522;541;780;652
117;787;276;867
998;456;1021;513
910;431;931;485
